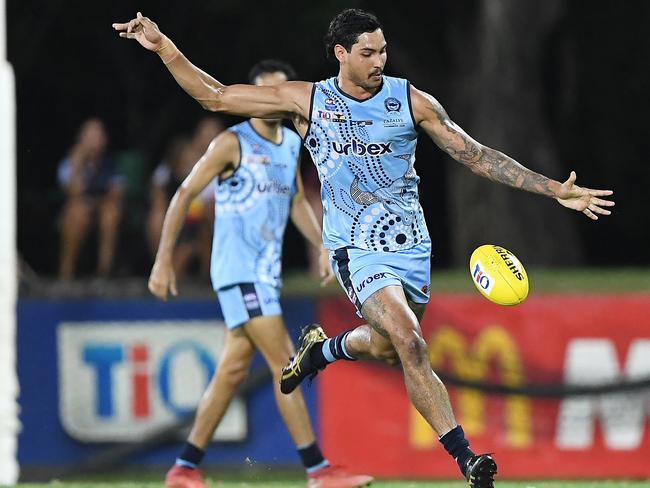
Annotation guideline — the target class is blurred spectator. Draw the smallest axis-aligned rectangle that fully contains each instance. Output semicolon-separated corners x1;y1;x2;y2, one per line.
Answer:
57;118;125;281
147;117;224;278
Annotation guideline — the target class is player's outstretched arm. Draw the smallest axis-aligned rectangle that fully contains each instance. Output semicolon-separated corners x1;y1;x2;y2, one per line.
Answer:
112;13;311;121
410;85;615;220
289;160;334;286
148;132;239;300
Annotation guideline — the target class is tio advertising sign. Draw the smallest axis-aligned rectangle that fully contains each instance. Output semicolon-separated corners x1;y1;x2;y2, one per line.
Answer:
57;320;246;442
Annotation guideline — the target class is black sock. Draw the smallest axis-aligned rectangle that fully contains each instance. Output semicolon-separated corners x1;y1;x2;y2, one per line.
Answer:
439;425;475;476
310;330;356;370
297;441;330;474
175;441;205;469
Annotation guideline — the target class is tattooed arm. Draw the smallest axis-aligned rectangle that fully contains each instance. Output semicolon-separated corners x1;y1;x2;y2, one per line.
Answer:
410;85;614;220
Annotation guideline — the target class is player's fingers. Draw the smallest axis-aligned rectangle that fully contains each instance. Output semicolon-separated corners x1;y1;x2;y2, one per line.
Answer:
564;170;577;186
128;18;143;33
112;22;130;31
589;204;611;216
587;189;614;197
170;277;178;297
119;32;136;39
583;208;598;220
138;12;153;26
591;197;615;206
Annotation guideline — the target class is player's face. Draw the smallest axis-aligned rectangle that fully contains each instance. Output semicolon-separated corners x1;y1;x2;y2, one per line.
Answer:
345;29;387;90
255;71;288;123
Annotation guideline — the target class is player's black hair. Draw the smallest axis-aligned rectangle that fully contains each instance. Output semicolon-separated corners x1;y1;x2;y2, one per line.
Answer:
248;59;296;84
323;8;382;61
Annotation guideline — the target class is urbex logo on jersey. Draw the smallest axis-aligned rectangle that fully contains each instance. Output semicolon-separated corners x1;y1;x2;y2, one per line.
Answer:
332;140;393;156
356;272;387;292
257;181;291;195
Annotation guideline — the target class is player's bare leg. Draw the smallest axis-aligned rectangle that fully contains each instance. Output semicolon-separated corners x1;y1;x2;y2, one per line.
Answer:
166;327;255;488
245;315;316;445
361;286;458;435
97;187;123;277
59;196;91;280
342;300;425;364
188;327;256;447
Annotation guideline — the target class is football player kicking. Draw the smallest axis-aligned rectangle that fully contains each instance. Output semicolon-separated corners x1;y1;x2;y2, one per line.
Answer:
115;9;614;487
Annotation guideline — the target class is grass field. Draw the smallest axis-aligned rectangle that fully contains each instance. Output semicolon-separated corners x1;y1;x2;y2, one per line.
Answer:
14;481;650;488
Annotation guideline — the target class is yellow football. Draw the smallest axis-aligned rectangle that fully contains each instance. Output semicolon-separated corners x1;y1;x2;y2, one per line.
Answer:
469;244;529;306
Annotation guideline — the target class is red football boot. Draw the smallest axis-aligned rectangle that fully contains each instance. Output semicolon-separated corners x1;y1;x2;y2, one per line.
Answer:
307;465;374;488
165;465;209;488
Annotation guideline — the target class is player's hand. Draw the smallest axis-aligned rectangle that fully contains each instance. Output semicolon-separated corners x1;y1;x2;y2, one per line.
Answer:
148;258;178;301
555;171;615;220
112;12;165;51
318;247;335;287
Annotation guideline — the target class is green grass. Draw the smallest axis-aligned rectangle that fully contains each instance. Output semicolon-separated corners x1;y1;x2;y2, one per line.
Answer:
282;268;650;296
15;481;650;488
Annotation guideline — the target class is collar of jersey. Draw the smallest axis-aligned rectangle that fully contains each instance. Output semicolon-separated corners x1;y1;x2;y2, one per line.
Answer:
334;76;385;103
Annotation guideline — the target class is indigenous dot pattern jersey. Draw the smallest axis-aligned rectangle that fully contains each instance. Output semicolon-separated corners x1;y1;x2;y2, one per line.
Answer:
211;121;300;290
303;76;430;252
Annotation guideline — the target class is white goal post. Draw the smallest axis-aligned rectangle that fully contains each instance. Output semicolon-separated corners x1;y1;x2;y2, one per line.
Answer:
0;0;20;484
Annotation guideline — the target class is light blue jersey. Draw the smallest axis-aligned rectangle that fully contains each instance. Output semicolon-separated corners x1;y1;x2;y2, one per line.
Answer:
210;121;300;290
304;75;430;252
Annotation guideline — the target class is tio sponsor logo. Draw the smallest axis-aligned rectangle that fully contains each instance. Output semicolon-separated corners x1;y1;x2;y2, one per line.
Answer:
332;140;392;156
472;262;494;295
57;322;246;442
356;272;387;292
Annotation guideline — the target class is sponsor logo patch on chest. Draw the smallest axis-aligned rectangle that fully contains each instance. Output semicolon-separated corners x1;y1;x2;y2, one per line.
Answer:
331;140;393;156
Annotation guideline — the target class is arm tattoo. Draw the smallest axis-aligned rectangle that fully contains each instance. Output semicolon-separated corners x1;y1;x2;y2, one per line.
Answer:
425;95;557;198
470;146;557;197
